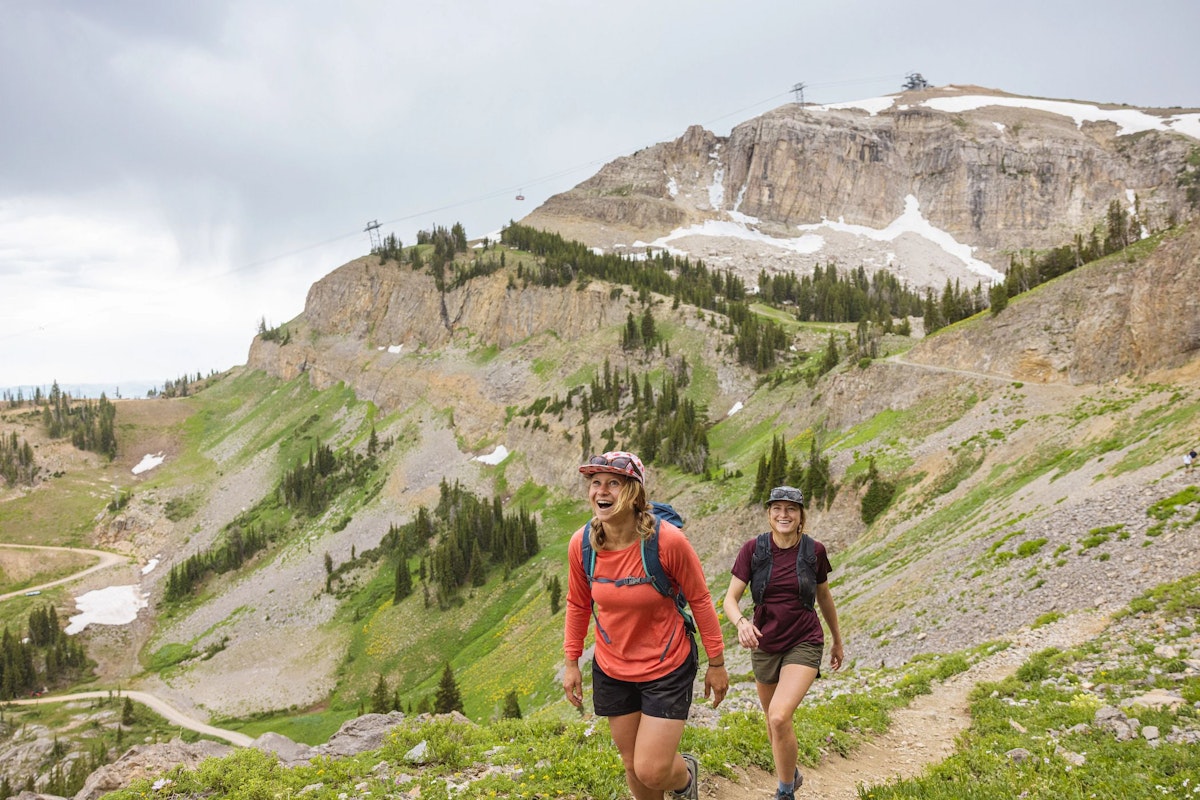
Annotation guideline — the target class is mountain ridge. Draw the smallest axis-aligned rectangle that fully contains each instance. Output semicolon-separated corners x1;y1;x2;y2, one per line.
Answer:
520;84;1199;293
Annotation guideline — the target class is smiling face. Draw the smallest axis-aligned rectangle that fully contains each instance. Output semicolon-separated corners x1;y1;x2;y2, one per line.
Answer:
767;500;805;537
588;472;634;525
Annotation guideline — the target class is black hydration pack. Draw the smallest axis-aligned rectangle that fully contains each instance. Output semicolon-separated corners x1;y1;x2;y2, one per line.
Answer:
749;531;817;611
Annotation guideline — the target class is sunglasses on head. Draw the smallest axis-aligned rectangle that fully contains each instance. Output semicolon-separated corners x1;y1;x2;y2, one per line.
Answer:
588;454;643;479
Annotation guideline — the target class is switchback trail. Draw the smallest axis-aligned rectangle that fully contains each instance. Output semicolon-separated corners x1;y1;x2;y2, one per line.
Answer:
705;610;1110;799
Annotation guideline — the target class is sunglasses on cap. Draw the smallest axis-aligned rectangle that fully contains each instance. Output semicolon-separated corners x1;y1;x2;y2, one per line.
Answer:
586;454;644;481
765;486;804;506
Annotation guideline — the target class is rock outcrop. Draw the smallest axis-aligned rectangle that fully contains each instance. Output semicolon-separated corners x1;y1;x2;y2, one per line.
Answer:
74;740;232;800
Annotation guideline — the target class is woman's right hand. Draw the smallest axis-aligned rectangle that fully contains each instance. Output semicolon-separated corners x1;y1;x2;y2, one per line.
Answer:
563;662;583;707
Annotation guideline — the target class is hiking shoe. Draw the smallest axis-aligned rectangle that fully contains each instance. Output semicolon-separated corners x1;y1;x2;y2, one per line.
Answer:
773;768;802;799
668;752;699;799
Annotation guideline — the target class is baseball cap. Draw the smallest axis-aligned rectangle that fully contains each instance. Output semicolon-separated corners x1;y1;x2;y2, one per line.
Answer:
579;451;645;484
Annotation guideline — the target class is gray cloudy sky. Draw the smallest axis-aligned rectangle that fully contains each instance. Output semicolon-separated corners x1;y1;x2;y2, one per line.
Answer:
2;0;1198;391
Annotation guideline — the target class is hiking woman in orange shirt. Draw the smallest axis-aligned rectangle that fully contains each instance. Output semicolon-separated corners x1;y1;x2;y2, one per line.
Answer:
563;451;727;800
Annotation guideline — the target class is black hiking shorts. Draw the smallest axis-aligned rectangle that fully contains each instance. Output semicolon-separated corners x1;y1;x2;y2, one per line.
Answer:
591;642;697;720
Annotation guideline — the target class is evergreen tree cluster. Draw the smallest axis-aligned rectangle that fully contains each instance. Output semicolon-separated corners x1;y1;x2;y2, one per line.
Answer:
147;372;215;399
374;221;468;278
0;430;37;486
502;224;789;373
763;263;925;324
446;252;505;291
372;232;406;263
503;224;743;308
750;434;836;511
1;605;89;701
349;483;539;611
579;357;710;475
422;480;539;608
996;199;1151;314
416;223;469;256
728;302;789;370
513;355;710;475
280;442;377;517
3;386;44;407
372;224;471;295
40;382;117;459
920;280;989;335
163;522;273;602
620;307;661;352
257;317;291;345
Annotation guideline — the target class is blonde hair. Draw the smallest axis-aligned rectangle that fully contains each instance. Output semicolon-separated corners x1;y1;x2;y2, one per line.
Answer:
588;478;654;550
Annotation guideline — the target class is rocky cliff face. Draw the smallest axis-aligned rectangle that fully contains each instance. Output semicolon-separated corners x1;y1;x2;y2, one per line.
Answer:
245;255;747;477
907;222;1200;383
249;256;634;416
521;86;1199;290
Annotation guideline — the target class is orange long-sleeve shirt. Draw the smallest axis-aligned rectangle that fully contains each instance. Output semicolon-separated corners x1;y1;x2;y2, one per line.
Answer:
564;521;724;682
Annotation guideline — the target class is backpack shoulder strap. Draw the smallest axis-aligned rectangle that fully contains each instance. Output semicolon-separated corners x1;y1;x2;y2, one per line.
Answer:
749;532;772;605
641;519;696;635
795;533;817;611
640;517;670;597
800;532;816;565
581;521;596;585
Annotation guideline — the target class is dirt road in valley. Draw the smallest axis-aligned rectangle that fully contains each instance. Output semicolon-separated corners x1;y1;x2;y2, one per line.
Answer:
0;543;128;602
7;690;252;746
1;545;254;745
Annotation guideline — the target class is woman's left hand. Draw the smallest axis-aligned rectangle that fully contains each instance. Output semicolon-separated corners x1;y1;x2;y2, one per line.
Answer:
829;641;844;671
704;664;728;708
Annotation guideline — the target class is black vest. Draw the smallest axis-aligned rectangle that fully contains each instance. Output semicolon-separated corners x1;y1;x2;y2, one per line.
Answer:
749;532;816;611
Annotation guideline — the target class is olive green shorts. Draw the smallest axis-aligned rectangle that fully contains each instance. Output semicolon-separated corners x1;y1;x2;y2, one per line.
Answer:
751;641;824;684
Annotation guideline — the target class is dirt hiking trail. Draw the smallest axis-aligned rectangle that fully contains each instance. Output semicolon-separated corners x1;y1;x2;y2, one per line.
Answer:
706;611;1110;799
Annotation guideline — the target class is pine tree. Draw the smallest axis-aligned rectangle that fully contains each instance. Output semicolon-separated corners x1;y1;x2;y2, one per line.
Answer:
434;662;463;714
502;690;522;719
640;306;657;349
371;674;391;714
989;281;1008;316
394;558;413;603
820;333;840;375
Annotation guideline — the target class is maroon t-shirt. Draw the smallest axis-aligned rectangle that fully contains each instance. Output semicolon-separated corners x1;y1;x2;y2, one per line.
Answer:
731;535;832;653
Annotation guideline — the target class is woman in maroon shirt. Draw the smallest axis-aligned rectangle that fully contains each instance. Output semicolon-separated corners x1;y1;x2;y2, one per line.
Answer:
722;485;844;800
